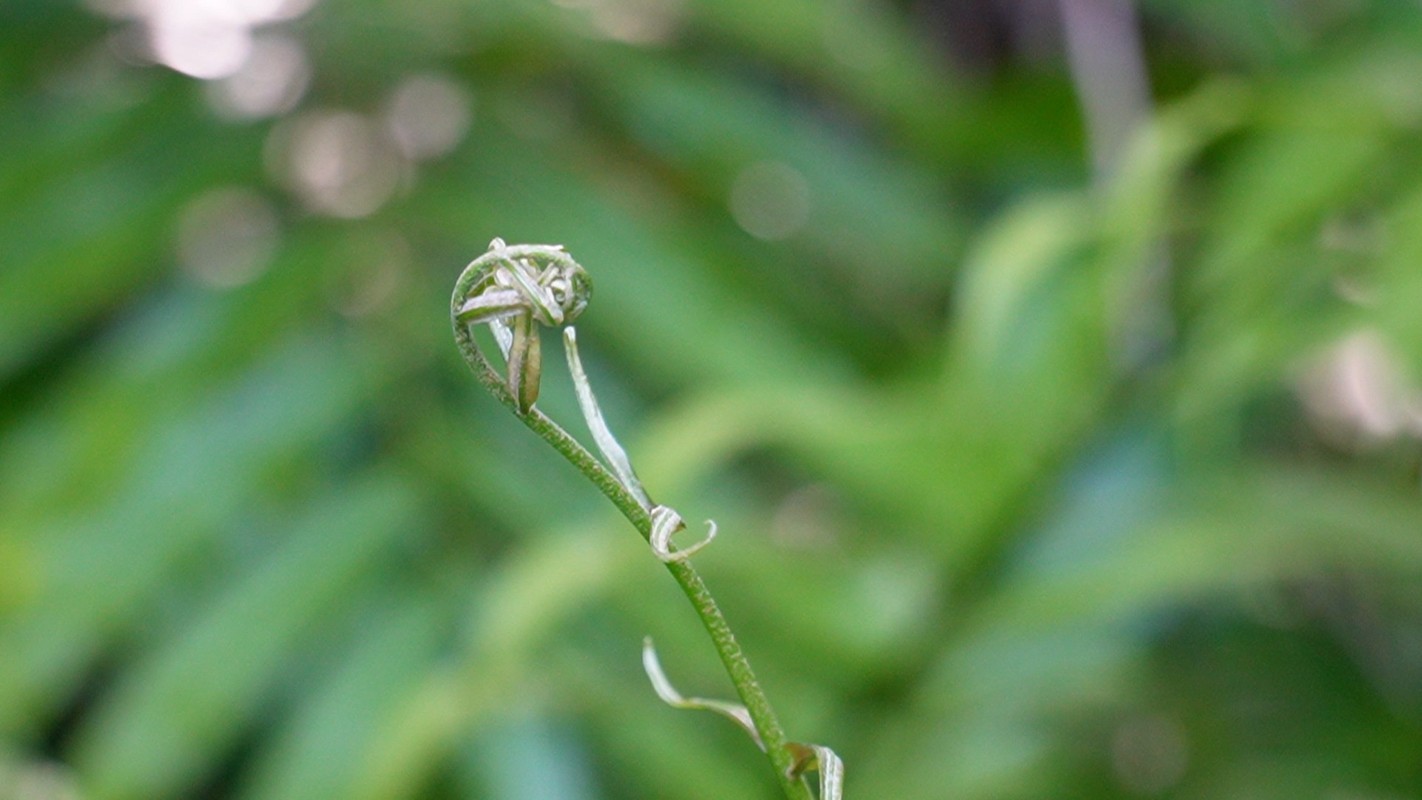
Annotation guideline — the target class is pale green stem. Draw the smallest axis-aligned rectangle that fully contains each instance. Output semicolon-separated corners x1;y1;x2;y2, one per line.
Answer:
452;320;813;800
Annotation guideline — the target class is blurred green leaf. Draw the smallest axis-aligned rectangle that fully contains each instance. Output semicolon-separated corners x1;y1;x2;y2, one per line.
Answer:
4;2;1422;799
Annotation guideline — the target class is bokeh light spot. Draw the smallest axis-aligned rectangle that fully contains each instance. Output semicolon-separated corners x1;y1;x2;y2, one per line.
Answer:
552;0;686;45
84;0;318;80
385;74;473;161
267;110;403;218
175;187;280;289
327;232;410;319
1301;330;1422;445
206;33;310;119
149;10;253;80
729;161;812;241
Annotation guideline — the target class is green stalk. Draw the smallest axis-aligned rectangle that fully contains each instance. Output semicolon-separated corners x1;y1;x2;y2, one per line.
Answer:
453;321;813;800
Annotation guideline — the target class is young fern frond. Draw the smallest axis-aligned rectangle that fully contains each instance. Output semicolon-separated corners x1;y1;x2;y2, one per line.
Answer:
452;239;840;800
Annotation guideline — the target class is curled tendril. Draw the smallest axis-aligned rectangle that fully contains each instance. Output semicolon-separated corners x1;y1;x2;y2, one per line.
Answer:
643;638;844;800
565;330;716;564
785;743;845;800
563;326;651;510
642;637;764;748
649;505;718;563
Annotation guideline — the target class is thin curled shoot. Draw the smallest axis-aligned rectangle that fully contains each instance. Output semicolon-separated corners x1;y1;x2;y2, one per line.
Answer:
563;326;652;510
564;331;715;564
642;639;844;799
650;505;718;563
642;637;763;749
787;742;845;800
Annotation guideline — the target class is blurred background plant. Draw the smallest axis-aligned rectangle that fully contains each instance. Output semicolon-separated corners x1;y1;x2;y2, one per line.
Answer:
4;1;1422;798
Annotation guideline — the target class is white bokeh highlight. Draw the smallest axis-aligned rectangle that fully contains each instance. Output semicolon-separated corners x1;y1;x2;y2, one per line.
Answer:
385;74;474;161
85;0;317;80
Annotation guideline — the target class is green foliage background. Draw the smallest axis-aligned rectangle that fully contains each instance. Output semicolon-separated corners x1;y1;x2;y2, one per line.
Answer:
4;1;1422;798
